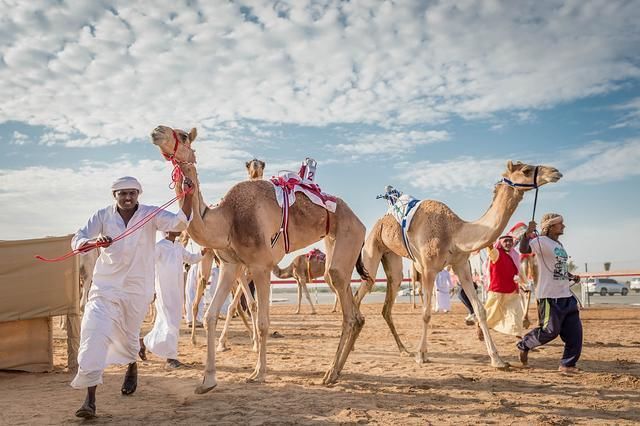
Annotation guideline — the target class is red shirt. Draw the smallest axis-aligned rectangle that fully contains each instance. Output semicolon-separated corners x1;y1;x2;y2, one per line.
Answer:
488;248;519;293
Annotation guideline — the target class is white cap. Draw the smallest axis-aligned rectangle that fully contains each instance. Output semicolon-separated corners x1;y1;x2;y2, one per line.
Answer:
111;176;142;194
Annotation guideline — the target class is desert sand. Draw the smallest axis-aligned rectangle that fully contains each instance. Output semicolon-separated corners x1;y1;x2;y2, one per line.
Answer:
1;302;639;425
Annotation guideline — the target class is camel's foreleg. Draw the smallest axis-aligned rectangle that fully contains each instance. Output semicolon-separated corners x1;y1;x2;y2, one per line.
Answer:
195;262;239;395
453;261;508;369
294;276;303;315
353;233;383;307
415;265;436;364
380;253;411;355
300;278;317;315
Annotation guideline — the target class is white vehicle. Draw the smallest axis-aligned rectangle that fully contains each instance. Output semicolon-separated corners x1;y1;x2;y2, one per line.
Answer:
630;277;640;293
584;278;629;296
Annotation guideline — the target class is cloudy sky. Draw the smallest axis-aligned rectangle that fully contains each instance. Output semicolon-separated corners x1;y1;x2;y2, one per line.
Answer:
1;0;639;274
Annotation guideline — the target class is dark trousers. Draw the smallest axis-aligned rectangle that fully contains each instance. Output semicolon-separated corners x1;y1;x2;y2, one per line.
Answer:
517;296;583;367
458;282;478;315
240;281;256;312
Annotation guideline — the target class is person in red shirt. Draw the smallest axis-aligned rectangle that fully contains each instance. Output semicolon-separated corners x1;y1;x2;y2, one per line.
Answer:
480;235;526;340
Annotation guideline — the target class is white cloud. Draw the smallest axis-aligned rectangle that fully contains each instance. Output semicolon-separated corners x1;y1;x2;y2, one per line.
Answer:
397;156;508;193
611;96;640;129
335;130;449;156
11;131;29;145
564;139;640;183
1;1;639;146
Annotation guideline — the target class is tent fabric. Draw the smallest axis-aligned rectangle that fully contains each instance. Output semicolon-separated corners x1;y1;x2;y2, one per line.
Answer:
0;235;80;322
0;317;53;372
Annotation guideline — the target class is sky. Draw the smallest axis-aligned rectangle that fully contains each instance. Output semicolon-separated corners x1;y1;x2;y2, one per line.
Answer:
1;0;639;275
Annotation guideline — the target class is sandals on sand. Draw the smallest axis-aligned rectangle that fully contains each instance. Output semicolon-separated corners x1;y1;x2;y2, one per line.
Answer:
271;331;285;338
121;363;138;395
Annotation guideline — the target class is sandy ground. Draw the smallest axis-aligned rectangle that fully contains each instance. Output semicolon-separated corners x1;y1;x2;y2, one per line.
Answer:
1;302;639;425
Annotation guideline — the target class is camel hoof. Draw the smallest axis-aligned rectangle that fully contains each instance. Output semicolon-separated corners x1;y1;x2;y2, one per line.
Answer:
216;345;229;353
492;360;510;370
322;370;339;385
400;349;414;357
194;383;217;394
310;311;317;315
415;352;429;364
245;375;265;384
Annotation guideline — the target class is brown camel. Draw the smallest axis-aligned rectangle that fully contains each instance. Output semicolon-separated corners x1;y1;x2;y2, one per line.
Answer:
354;161;562;368
216;270;258;352
272;249;332;315
151;125;370;392
409;263;424;309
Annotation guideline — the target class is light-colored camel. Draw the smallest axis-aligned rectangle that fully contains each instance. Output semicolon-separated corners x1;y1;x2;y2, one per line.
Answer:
246;158;265;180
151;125;370;392
272;251;331;314
354;161;562;368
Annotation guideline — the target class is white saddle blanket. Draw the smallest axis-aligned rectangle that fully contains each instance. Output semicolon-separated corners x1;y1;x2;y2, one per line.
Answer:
270;171;337;213
386;194;424;231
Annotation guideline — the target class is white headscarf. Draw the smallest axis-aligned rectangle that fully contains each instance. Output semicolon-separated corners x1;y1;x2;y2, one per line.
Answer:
111;176;143;194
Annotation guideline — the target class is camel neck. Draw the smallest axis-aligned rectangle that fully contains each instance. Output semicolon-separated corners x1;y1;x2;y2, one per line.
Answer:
454;184;524;253
177;165;231;250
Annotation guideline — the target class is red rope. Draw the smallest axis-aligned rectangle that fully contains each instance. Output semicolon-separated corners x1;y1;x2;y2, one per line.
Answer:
36;159;192;262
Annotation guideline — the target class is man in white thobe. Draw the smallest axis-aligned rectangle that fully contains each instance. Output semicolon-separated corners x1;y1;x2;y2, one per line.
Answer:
70;176;194;419
142;231;203;369
434;269;453;312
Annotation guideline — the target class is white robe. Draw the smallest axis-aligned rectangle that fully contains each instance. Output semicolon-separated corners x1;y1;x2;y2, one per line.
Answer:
184;263;228;323
434;270;453;312
143;239;202;359
70;204;189;389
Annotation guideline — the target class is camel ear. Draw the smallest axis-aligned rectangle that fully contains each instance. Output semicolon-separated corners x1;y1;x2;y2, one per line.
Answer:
259;160;265;168
189;128;197;142
506;160;514;172
245;161;251;169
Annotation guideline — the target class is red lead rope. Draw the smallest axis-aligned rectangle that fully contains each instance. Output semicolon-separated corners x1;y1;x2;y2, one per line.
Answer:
36;136;192;262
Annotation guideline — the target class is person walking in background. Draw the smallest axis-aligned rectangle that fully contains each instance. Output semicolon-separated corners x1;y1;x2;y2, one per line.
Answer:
141;231;204;369
433;268;453;313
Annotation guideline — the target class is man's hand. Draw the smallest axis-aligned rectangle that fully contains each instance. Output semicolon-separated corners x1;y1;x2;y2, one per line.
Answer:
526;220;537;237
94;236;113;248
569;273;581;284
183;177;194;194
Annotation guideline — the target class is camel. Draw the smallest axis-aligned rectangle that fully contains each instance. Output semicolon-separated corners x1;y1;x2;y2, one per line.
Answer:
520;254;538;328
409;263;424;309
354;161;562;368
246;158;265;180
151;125;370;392
272;249;333;314
216;270;259;352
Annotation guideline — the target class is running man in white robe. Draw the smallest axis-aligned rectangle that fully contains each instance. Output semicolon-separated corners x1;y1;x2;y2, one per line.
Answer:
142;231;203;369
434;269;453;312
70;176;194;419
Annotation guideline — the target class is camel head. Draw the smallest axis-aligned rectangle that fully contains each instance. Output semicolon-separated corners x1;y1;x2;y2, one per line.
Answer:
151;125;197;164
501;161;562;190
246;158;265;180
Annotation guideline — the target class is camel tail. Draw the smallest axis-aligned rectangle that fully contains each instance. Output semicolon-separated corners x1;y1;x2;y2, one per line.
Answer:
272;264;294;279
355;251;372;282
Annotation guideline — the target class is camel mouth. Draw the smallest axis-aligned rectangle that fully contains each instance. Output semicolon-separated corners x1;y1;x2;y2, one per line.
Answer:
548;170;563;183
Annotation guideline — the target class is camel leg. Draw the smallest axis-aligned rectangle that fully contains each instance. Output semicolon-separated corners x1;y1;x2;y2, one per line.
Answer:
322;237;366;385
190;276;207;346
353;232;383;307
327;275;339;313
195;262;239;394
246;268;271;383
238;276;259;352
380;253;411;355
216;284;243;352
452;261;508;369
294;278;303;314
300;278;317;315
415;267;436;364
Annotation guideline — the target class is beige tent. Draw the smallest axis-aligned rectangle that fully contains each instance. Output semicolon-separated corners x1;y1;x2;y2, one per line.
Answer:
0;235;80;372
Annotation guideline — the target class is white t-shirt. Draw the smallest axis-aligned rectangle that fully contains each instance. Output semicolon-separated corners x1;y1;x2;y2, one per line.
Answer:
530;236;572;299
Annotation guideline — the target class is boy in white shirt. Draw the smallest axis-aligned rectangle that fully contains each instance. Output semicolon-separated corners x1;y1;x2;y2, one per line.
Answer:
516;213;582;373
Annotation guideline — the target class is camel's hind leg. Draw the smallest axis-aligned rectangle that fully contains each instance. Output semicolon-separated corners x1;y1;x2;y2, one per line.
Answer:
190;276;207;345
195;262;239;394
452;260;507;369
322;235;366;385
217;284;243;352
246;267;271;383
415;265;436;364
380;253;411;355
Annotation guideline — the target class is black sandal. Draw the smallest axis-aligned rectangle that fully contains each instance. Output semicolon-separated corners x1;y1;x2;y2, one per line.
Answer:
121;363;138;395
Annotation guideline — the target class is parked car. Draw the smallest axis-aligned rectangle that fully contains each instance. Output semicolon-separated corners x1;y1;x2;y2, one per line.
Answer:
630;277;640;293
584;278;629;296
